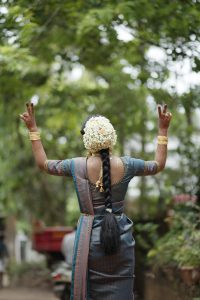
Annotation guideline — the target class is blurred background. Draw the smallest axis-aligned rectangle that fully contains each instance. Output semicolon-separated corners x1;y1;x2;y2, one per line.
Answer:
0;0;200;299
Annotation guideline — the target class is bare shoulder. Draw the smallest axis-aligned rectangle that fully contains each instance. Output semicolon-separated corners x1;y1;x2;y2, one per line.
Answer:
86;155;125;185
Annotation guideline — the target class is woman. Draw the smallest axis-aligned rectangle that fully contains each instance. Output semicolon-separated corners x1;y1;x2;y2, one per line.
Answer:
20;103;172;300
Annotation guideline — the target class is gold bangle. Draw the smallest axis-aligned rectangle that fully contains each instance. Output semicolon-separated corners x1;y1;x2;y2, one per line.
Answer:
157;135;168;145
157;135;168;141
157;141;168;145
158;138;168;143
29;131;41;141
158;138;168;141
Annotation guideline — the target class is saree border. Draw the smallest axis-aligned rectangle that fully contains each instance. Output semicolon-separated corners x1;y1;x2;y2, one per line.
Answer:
70;158;94;300
70;215;83;299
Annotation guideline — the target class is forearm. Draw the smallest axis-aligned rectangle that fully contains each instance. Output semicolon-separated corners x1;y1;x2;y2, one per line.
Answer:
29;127;47;170
143;104;171;176
154;128;168;172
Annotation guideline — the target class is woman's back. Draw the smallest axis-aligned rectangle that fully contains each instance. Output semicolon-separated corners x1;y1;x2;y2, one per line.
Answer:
87;155;145;208
87;155;125;187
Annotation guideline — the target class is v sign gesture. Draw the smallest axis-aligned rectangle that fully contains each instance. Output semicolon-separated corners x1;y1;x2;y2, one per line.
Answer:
158;104;172;130
19;102;37;132
19;102;47;170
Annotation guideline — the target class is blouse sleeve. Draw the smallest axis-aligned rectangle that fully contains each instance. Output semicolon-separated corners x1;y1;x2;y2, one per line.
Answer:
125;156;159;180
44;159;72;176
125;156;145;179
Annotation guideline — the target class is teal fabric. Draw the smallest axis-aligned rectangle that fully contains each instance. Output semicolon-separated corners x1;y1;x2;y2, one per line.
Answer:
88;213;135;300
47;156;145;179
46;156;145;207
46;159;72;176
69;157;139;300
123;156;145;179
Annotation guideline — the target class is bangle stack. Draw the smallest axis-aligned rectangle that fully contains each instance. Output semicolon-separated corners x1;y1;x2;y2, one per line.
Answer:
29;131;41;141
157;135;168;145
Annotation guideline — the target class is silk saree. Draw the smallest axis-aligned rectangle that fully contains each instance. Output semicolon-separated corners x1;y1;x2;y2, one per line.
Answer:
46;156;146;300
70;157;136;300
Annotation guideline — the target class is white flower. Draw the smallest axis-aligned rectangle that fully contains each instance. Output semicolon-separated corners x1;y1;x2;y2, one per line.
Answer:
83;116;117;153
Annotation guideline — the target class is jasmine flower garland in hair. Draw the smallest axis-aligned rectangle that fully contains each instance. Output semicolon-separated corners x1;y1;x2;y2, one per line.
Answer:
83;116;117;153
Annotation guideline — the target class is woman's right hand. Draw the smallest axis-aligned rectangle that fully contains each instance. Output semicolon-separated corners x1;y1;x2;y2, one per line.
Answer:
19;102;37;131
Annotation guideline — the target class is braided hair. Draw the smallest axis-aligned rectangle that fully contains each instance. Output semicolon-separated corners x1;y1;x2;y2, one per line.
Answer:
99;148;120;255
81;116;120;255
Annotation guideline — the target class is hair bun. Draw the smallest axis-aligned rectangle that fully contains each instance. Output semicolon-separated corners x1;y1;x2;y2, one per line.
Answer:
83;116;117;153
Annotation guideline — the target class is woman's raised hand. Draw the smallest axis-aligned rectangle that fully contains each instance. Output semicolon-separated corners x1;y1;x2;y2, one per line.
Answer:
158;104;172;130
19;102;37;131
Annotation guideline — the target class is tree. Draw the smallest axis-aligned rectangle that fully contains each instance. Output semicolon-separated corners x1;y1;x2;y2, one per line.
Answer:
0;0;199;225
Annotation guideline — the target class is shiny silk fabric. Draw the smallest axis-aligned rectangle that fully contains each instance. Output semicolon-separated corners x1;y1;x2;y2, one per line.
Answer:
70;157;135;300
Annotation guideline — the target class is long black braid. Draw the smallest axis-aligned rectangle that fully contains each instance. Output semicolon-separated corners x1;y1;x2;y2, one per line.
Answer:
81;116;120;255
99;149;120;255
99;149;112;208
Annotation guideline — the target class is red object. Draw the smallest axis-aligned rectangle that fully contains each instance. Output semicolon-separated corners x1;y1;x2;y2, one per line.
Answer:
32;226;73;253
53;274;62;280
173;194;197;204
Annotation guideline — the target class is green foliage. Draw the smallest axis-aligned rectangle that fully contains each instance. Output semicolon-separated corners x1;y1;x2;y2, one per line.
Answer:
8;261;50;288
0;0;199;228
8;260;47;276
134;222;159;251
147;202;200;268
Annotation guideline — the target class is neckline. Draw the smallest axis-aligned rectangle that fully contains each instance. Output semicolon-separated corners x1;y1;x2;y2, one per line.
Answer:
85;156;127;187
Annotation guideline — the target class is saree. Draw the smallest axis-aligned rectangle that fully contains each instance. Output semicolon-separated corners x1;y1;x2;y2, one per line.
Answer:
70;157;135;300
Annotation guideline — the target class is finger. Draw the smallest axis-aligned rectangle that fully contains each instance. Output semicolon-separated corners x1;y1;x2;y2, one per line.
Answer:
31;102;35;115
158;105;162;118
19;114;26;121
23;112;29;118
163;104;167;114
163;112;172;123
26;102;32;115
167;112;172;120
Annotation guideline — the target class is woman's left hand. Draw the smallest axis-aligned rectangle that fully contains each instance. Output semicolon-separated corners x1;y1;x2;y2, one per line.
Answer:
158;104;172;130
